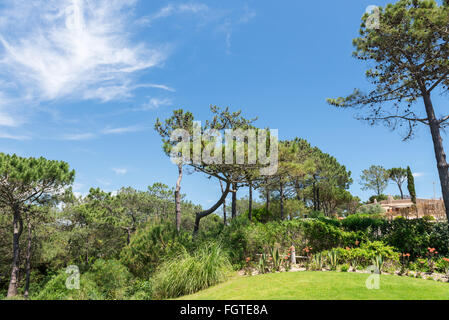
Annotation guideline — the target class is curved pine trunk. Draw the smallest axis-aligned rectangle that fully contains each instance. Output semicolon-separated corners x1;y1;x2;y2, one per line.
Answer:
175;164;183;232
194;181;230;235
423;93;449;222
248;184;253;221
231;183;237;219
7;208;23;298
24;216;32;299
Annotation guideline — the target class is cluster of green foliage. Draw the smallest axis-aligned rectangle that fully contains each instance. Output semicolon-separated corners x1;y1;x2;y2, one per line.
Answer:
152;243;231;299
320;241;399;269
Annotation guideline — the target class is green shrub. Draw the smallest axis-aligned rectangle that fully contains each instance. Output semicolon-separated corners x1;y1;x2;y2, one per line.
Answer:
152;243;231;299
321;241;399;268
327;249;338;270
340;264;349;272
357;203;384;215
308;211;325;219
219;215;252;266
129;280;152;300
302;220;364;252
120;222;192;278
34;270;103;300
382;218;432;259
369;194;388;203
410;259;430;273
341;214;387;236
250;207;274;223
87;259;133;300
435;258;449;274
428;223;449;257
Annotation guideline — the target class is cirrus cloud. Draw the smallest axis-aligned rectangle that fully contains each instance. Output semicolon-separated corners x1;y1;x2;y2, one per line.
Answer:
0;0;168;104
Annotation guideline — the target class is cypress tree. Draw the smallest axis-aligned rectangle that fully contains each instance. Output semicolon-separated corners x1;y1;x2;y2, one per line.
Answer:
407;166;416;204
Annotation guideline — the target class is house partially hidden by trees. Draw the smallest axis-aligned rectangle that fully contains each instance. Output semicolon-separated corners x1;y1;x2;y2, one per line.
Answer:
376;196;446;221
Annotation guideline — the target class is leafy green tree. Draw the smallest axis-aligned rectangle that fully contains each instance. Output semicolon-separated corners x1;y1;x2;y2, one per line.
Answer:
369;194;388;203
360;165;390;196
155;110;194;232
0;154;74;297
311;149;352;214
389;167;408;199
185;106;259;234
407;166;417;204
327;0;449;220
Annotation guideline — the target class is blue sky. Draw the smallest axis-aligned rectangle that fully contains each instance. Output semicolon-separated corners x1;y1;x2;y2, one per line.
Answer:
0;0;445;207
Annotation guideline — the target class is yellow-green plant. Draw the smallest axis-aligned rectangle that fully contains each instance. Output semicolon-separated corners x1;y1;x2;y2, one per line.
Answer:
270;247;282;272
258;253;269;274
372;255;384;274
328;249;338;270
313;252;324;271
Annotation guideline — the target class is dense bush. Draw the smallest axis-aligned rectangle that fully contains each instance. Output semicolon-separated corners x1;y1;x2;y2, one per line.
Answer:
302;220;365;252
321;241;399;269
34;259;134;300
152;243;231;299
369;194;388;203
381;218;432;258
250;207;274;223
357;203;384;215
87;259;133;300
120;222;193;278
34;270;103;300
341;214;387;239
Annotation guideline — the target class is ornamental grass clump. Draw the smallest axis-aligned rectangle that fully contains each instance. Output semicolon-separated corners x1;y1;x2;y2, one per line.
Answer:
328;249;338;270
152;243;231;299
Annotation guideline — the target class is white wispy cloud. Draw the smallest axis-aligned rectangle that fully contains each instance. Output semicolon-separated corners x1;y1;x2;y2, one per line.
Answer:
140;98;172;111
0;0;168;104
112;167;128;175
141;2;256;54
218;6;256;54
61;132;97;141
96;178;112;186
138;3;210;25
61;123;145;140
101;125;146;135
0;132;31;140
413;172;426;178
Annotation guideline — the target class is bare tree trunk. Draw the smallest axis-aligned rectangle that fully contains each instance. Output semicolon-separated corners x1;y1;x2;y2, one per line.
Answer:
423;93;449;222
85;238;89;265
398;184;404;199
248;184;253;221
194;182;230;235
280;183;284;220
126;228;131;245
175;164;183;232
266;189;270;213
7;207;23;298
231;183;237;219
219;180;227;225
24;215;32;299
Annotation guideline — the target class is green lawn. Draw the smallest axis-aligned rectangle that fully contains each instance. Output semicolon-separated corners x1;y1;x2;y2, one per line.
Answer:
179;271;449;300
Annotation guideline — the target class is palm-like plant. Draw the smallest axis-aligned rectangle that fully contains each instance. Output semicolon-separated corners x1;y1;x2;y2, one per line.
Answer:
328;249;338;270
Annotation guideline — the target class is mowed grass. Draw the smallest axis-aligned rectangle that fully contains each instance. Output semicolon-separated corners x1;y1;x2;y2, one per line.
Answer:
179;271;449;300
